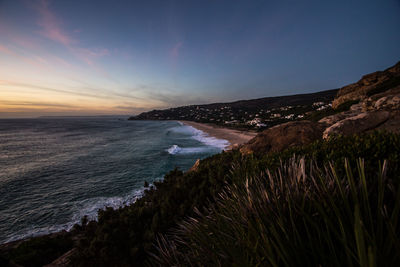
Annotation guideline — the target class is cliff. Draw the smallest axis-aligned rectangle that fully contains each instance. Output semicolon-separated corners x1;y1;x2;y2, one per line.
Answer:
332;61;400;108
240;61;400;154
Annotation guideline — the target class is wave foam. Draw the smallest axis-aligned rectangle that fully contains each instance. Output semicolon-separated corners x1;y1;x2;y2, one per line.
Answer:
167;145;214;155
167;144;181;154
169;124;230;150
2;187;147;244
72;188;145;222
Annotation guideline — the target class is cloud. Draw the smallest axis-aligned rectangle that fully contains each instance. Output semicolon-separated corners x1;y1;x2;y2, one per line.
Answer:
0;80;112;100
112;105;149;113
72;47;110;66
145;90;207;107
0;100;77;108
0;43;49;69
31;0;109;67
169;41;183;66
35;0;75;46
170;41;183;59
0;80;147;103
0;44;14;55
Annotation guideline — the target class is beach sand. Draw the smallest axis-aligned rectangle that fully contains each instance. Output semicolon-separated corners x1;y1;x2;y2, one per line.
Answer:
180;121;257;149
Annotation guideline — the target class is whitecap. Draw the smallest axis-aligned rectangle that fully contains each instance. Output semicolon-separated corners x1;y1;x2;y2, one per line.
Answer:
71;187;145;222
168;125;230;150
167;144;182;154
167;145;214;155
2;187;149;244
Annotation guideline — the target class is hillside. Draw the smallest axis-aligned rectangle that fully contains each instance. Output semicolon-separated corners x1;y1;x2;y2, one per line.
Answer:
240;61;400;154
130;89;338;130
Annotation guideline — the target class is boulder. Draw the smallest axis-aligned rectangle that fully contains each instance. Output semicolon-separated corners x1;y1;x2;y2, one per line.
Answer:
362;85;400;111
319;109;361;126
373;93;400;110
240;121;324;154
332;61;400;109
323;111;390;139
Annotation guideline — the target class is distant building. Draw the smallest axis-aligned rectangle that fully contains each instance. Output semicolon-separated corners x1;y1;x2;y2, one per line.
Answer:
284;114;295;119
313;101;325;107
271;113;281;118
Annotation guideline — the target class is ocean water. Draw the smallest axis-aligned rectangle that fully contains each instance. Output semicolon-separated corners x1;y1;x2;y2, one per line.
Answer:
0;118;229;244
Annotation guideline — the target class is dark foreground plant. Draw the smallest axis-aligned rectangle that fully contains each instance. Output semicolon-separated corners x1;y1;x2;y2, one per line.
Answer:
152;157;400;266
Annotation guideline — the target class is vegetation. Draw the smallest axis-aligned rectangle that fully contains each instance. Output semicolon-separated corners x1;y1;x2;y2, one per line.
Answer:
153;157;400;266
2;131;399;266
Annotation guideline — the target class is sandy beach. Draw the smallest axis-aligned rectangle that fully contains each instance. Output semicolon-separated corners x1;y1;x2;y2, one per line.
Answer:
180;121;257;149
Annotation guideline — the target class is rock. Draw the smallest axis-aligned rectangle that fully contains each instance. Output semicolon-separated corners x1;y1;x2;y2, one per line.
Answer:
374;94;400;110
362;85;400;111
323;111;390;139
318;110;360;126
332;61;400;109
350;103;363;111
375;111;400;133
240;121;324;154
188;159;201;172
374;96;389;109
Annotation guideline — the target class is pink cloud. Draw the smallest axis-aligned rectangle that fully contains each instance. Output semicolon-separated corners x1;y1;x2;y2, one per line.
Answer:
0;44;14;55
31;0;109;67
35;0;75;46
50;55;73;68
0;44;46;68
33;55;48;64
72;47;110;66
170;41;183;60
11;34;40;50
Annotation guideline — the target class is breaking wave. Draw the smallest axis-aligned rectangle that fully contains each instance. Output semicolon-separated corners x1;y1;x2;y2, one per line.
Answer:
167;145;214;155
168;125;229;150
3;187;148;244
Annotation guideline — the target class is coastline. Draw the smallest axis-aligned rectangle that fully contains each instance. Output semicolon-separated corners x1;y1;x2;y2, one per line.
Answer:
179;120;257;149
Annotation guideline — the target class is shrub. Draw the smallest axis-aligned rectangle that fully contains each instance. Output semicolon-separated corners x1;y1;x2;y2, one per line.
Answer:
152;157;400;266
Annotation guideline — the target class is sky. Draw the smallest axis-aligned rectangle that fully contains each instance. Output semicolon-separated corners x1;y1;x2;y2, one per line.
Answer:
0;0;399;118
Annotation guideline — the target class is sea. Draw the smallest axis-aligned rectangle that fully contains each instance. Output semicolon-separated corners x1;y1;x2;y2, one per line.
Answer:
0;118;229;244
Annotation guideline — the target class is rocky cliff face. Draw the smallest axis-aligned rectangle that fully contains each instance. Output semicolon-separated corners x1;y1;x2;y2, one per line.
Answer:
332;61;400;109
240;61;400;155
240;121;324;154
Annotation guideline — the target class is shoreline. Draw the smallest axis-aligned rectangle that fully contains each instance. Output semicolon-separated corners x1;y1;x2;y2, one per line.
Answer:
179;120;257;149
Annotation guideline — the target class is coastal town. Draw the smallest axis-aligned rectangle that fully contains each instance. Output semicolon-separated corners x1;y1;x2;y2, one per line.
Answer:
130;90;337;130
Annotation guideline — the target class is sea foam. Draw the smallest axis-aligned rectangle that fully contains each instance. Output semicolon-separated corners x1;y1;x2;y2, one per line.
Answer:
167;144;214;155
168;124;230;150
3;187;148;244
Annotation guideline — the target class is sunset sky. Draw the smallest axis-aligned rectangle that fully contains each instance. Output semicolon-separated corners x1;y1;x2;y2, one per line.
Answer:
1;0;399;118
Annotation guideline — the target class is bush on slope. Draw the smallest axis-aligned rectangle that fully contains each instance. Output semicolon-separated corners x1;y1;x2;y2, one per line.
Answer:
74;131;400;265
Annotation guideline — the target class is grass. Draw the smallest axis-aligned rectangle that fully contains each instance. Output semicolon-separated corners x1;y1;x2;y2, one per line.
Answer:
152;157;400;266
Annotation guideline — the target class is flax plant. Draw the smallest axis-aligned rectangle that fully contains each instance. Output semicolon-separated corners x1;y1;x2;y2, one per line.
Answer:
152;157;400;266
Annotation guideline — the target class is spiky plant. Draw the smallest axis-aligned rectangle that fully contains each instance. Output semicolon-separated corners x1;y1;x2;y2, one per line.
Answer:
151;157;400;266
